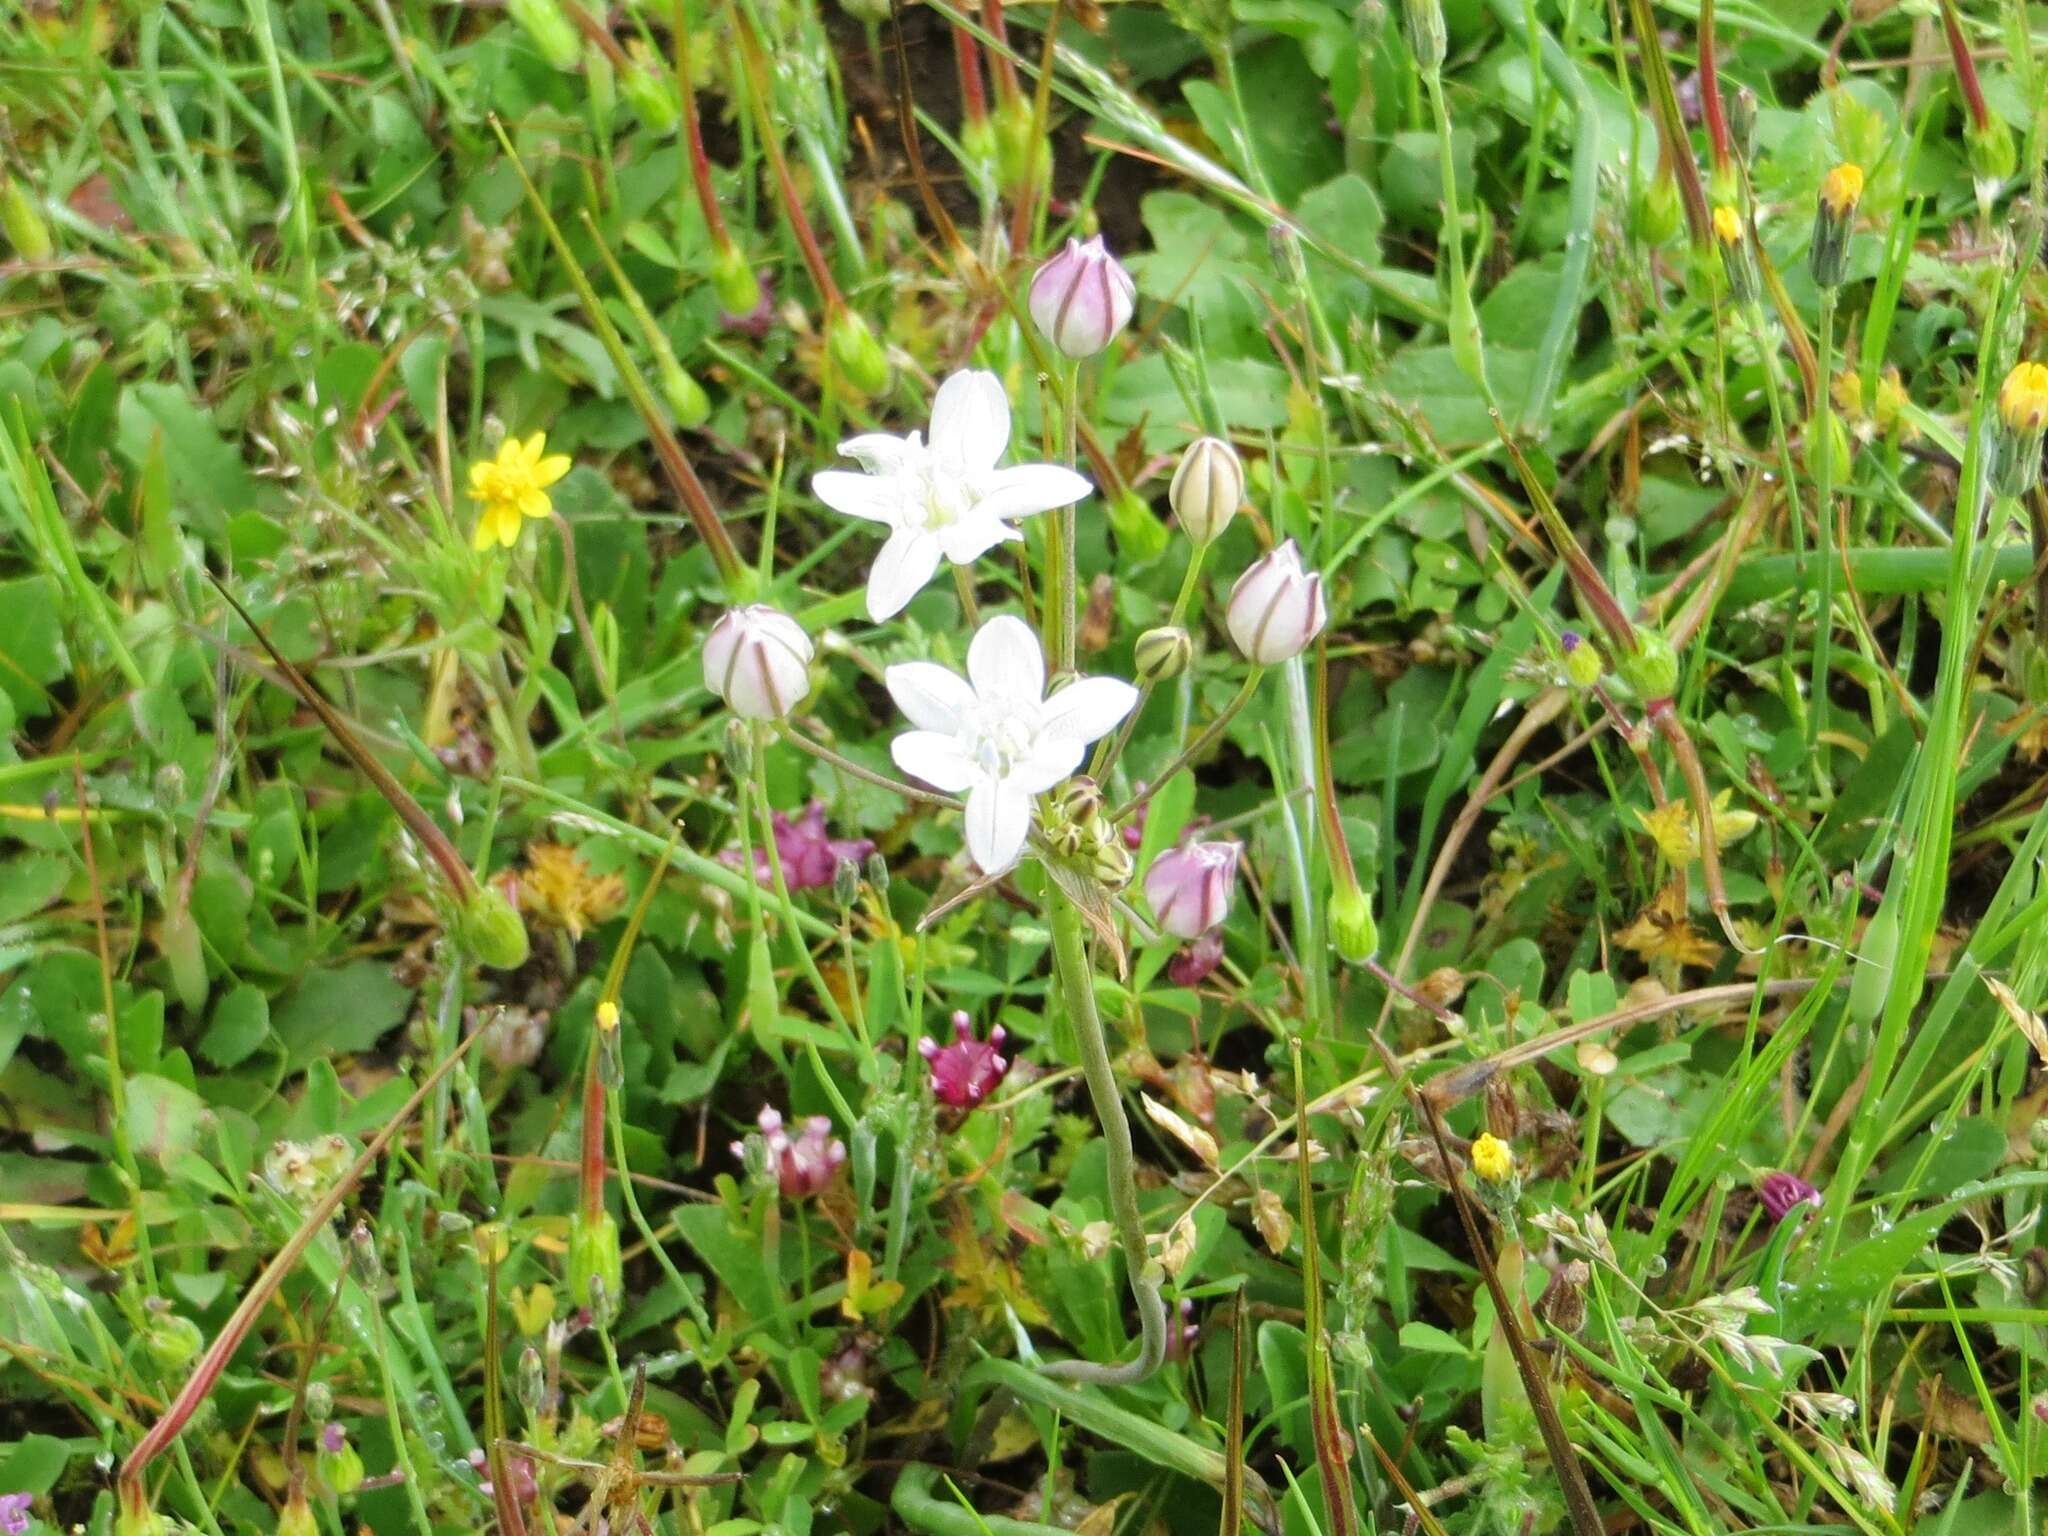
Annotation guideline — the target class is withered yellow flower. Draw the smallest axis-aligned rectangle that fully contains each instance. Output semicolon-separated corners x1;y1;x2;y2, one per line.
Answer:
469;432;571;551
516;842;625;940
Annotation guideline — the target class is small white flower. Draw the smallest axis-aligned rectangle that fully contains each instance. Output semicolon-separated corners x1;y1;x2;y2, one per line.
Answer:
1226;539;1328;664
886;615;1137;875
812;370;1092;621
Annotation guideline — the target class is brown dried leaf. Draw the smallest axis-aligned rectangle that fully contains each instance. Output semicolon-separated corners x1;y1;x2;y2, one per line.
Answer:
1142;1092;1219;1168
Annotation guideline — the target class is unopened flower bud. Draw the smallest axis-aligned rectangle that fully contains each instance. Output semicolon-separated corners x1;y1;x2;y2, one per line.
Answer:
1329;879;1378;963
318;1425;365;1497
1028;235;1136;359
832;855;860;909
1808;162;1862;290
505;0;583;70
1400;0;1446;76
1057;776;1104;828
1968;113;2017;193
1618;631;1680;701
1;176;52;263
1559;629;1604;689
1993;361;2048;499
1728;86;1759;166
1168;436;1244;545
1135;625;1193;684
864;850;890;895
516;1345;547;1414
993;96;1048;193
143;1312;203;1369
567;1209;622;1310
1756;1169;1822;1223
620;43;678;134
1089;836;1134;890
710;240;762;318
461;885;531;971
827;309;891;395
1711;205;1757;304
277;1492;318;1536
1536;1260;1590;1337
659;356;711;430
1226;541;1327;664
1143;840;1239;939
1635;172;1683;248
704;605;813;720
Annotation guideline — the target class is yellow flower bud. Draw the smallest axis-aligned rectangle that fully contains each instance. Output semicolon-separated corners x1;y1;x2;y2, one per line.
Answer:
1470;1132;1514;1184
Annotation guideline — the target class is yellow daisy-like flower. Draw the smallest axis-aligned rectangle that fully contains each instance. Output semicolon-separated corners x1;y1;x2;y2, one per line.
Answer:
468;432;571;551
1470;1132;1515;1184
1999;362;2048;435
1711;204;1744;245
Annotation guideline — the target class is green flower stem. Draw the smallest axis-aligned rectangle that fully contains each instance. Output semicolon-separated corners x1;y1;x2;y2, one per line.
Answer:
1110;666;1263;822
749;725;875;1106
1052;358;1083;674
780;725;962;810
1090;547;1208;783
1276;662;1330;1026
1810;288;1839;783
1039;889;1167;1386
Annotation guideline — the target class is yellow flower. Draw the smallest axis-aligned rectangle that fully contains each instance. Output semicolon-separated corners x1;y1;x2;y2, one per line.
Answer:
1636;801;1697;865
1470;1133;1514;1184
516;842;626;940
1999;362;2048;435
1874;366;1911;439
1712;204;1744;245
1819;162;1864;217
596;999;620;1032
1615;881;1722;969
469;432;571;551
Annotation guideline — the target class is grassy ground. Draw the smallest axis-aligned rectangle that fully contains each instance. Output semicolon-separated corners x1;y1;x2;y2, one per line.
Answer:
2;0;2047;1533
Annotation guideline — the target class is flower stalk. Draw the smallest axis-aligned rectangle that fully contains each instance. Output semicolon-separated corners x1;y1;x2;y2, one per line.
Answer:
1040;890;1168;1385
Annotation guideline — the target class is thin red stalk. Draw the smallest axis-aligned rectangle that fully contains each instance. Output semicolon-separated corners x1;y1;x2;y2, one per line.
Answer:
1939;0;1992;130
1625;0;1712;247
982;0;1020;103
578;1036;607;1223
732;13;844;310
954;21;988;126
1698;0;1731;172
208;577;476;901
675;0;734;248
119;1030;489;1512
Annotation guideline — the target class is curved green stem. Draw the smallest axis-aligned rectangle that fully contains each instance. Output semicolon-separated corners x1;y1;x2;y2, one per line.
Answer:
1039;891;1167;1386
1110;667;1263;821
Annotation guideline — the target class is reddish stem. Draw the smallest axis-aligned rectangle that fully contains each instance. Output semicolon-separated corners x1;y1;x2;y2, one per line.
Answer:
675;1;734;249
1939;0;1992;131
733;14;844;311
578;1036;607;1223
983;0;1021;104
1698;0;1731;172
954;22;988;127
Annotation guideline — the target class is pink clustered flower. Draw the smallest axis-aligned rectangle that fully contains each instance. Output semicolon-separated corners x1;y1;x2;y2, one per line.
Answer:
1756;1170;1821;1223
723;801;875;892
920;1011;1010;1109
735;1106;846;1199
320;1423;347;1454
0;1494;31;1536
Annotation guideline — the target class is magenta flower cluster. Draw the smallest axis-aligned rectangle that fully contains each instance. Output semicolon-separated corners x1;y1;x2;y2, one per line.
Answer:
920;1010;1011;1109
735;1106;846;1199
724;800;875;892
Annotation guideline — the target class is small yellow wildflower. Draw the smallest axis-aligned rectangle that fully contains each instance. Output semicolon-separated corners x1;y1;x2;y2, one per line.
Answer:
510;1282;556;1336
1470;1133;1514;1184
1874;366;1911;439
516;842;626;940
1998;362;2048;435
1818;162;1864;217
469;432;571;551
1712;204;1743;245
1636;801;1698;865
596;999;621;1032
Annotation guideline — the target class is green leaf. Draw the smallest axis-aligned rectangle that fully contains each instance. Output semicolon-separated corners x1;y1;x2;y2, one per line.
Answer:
116;383;260;543
125;1072;209;1166
199;984;273;1070
272;960;414;1067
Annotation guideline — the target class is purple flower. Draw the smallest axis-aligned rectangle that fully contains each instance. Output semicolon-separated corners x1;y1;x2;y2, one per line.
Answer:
723;801;875;892
1027;235;1135;358
0;1494;32;1535
1144;840;1240;939
1167;929;1225;987
919;1011;1010;1109
1756;1170;1821;1223
719;273;776;338
1165;1297;1200;1361
320;1423;346;1455
734;1106;845;1199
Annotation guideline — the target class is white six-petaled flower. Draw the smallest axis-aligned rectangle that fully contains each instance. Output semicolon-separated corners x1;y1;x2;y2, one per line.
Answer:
812;370;1093;621
886;615;1137;875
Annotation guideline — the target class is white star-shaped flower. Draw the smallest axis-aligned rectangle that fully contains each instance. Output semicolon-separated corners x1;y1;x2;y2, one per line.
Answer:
813;370;1093;621
886;615;1138;875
